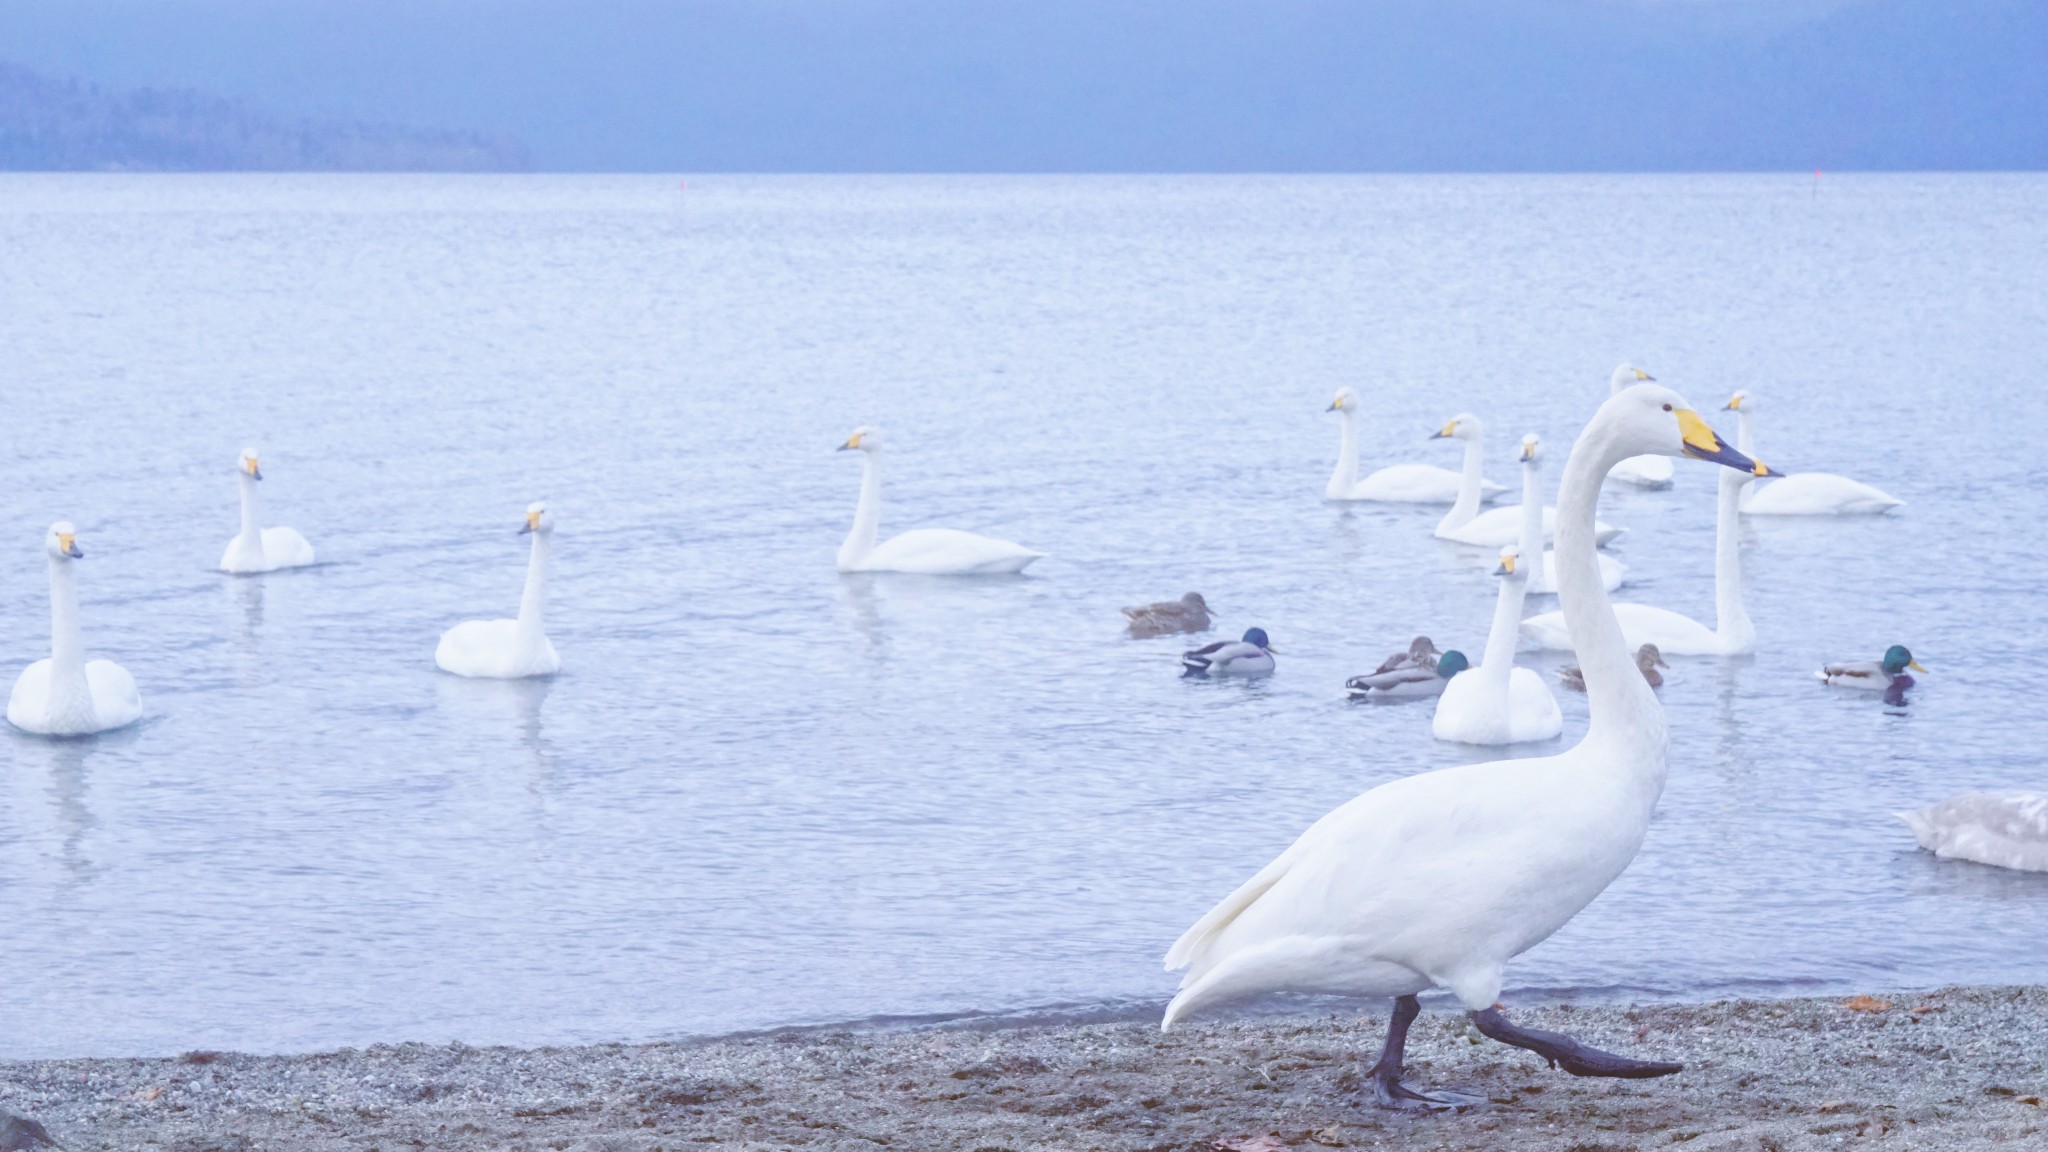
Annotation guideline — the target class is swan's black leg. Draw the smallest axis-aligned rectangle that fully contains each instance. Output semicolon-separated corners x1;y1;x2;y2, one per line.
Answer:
1362;995;1484;1110
1468;1007;1683;1078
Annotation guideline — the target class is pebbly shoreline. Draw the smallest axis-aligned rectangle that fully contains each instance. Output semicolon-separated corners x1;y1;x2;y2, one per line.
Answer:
4;986;2046;1151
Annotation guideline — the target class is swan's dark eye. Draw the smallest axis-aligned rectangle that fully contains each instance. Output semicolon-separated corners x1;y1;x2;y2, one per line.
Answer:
1661;403;1673;411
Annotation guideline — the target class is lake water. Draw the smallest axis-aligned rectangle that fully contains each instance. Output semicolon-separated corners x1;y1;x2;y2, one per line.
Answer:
2;174;2045;1059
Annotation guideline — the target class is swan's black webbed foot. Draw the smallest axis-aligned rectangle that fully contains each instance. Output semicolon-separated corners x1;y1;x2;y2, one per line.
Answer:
1469;1006;1683;1078
1359;994;1485;1111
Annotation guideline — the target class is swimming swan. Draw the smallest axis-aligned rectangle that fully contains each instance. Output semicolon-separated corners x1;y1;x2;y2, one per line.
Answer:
1726;390;1902;515
1433;415;1621;548
1898;792;2048;873
434;503;561;679
1124;592;1214;637
1522;456;1776;656
1162;384;1763;1107
1325;388;1502;503
1513;433;1625;594
7;523;143;736
1432;546;1562;745
1182;628;1276;678
836;427;1043;574
1606;364;1674;489
219;448;316;574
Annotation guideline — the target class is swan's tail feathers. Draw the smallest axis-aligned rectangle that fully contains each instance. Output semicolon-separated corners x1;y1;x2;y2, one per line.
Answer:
1161;937;1322;1032
1895;808;1937;850
1163;850;1297;977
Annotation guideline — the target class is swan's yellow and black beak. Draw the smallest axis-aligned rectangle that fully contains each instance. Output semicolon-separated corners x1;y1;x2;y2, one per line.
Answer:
1634;367;1655;382
520;510;541;535
1677;409;1775;474
1326;395;1343;412
58;532;82;558
1429;419;1458;440
837;432;863;451
243;457;263;481
1722;394;1743;412
1493;554;1517;576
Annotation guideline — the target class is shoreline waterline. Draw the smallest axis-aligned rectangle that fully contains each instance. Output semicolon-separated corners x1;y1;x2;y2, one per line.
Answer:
5;985;2044;1150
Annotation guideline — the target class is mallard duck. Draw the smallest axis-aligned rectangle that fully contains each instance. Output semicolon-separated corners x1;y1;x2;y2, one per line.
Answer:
1819;645;1925;690
1182;628;1276;678
1371;635;1440;676
1346;649;1469;699
1560;644;1667;692
1898;792;2048;873
1123;592;1214;637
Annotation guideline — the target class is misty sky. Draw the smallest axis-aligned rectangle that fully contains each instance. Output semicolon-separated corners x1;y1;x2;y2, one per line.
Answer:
0;0;2041;171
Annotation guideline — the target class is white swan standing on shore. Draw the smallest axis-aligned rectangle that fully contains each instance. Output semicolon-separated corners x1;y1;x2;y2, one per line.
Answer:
1163;384;1764;1107
1325;388;1502;503
8;523;143;736
1432;545;1562;745
1899;793;2048;873
1434;416;1621;548
1606;364;1674;489
219;449;316;574
836;427;1042;574
435;504;562;679
1726;390;1902;515
1512;433;1624;595
1523;455;1776;655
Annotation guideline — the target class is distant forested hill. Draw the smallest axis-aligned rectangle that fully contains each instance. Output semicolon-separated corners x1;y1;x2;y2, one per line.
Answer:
0;62;527;171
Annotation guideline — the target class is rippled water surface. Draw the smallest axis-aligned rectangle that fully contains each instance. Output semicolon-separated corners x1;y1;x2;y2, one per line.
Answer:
2;174;2045;1058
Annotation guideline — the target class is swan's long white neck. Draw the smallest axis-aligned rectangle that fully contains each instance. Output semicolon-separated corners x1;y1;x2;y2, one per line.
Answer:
840;452;883;567
1714;469;1754;651
516;530;550;640
1517;452;1545;588
236;471;264;544
1327;408;1359;498
1733;408;1756;457
1478;567;1528;692
1441;433;1486;528
1555;410;1666;765
45;555;94;718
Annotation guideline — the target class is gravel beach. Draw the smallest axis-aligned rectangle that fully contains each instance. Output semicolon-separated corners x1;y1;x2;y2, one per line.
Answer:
5;987;2045;1151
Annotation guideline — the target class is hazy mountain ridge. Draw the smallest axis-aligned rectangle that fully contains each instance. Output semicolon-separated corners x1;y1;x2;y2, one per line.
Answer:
0;61;527;171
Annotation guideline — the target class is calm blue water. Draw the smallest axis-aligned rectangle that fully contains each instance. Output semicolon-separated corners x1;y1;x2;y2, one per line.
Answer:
1;174;2045;1059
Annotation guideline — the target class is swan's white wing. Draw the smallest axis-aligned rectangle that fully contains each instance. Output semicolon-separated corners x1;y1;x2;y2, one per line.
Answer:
85;660;143;729
1611;604;1723;655
6;659;54;731
1529;604;1722;656
863;528;1041;575
1519;610;1574;650
1899;792;2048;872
1530;550;1625;594
1505;666;1563;742
436;619;520;677
261;526;317;568
1164;753;1648;1023
1608;454;1675;488
1744;473;1901;515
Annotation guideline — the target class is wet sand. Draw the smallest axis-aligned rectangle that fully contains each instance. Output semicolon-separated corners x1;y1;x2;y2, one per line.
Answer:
4;986;2045;1151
